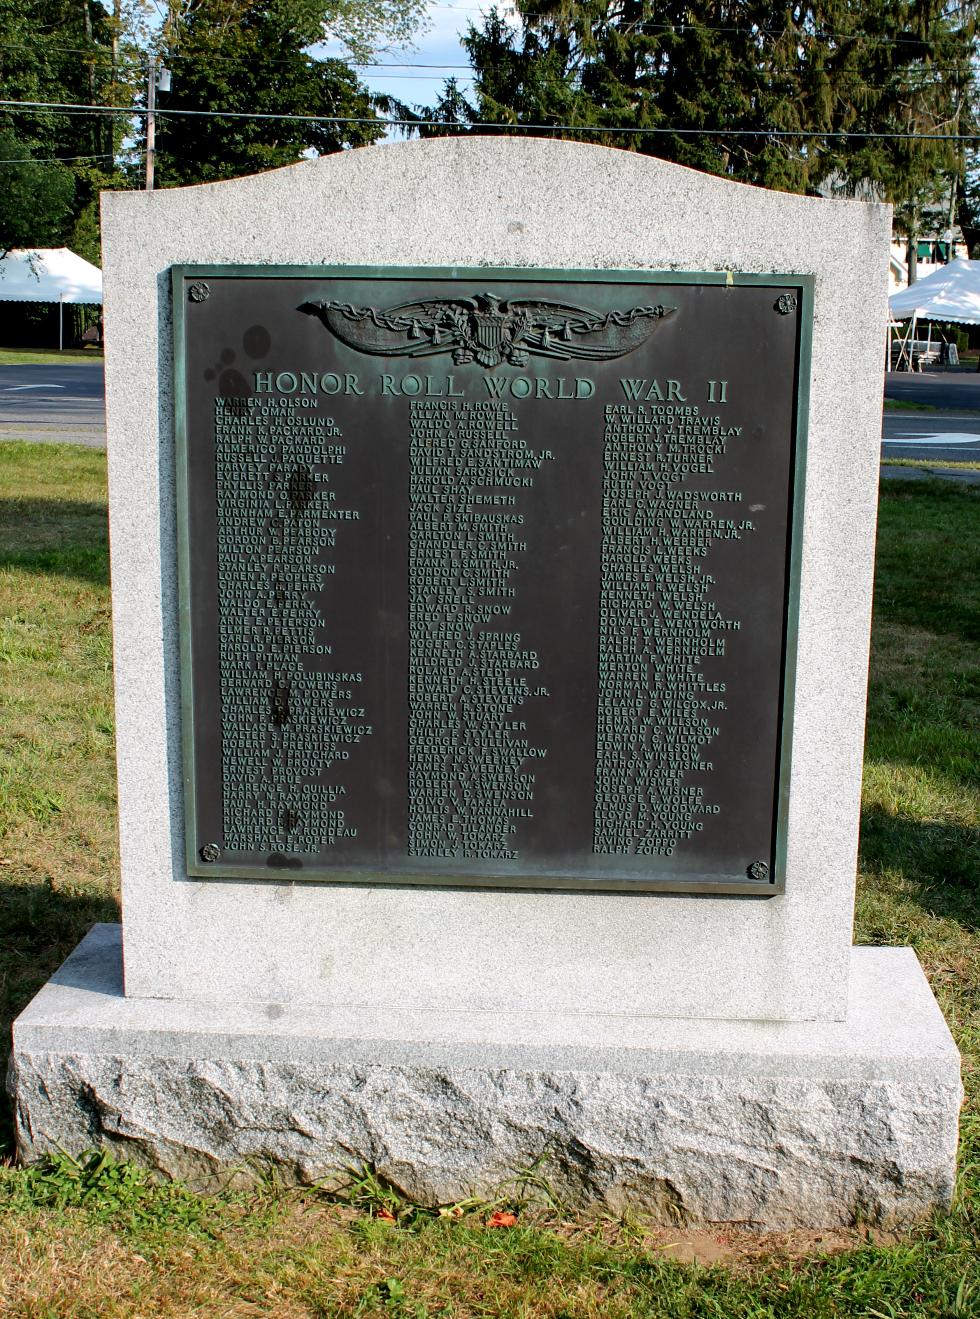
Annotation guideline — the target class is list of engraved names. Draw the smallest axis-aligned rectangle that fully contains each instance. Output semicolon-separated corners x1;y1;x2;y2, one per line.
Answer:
181;275;800;889
213;395;371;857
595;400;746;856
408;399;551;860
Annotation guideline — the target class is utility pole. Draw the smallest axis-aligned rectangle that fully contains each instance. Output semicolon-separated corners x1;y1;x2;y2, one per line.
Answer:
146;54;156;191
145;57;171;191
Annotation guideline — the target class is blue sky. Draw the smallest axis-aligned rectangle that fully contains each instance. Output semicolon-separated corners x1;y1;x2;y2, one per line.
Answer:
320;1;513;118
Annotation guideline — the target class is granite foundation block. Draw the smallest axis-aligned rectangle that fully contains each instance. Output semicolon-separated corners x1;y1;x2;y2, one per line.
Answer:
9;925;962;1229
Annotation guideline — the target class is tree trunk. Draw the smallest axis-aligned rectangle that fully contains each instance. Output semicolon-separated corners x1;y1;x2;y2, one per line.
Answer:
954;185;980;259
907;233;918;285
109;0;120;160
83;0;97;157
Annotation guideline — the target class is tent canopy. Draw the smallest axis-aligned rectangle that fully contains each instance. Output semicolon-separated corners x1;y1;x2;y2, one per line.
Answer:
0;248;102;304
888;257;980;324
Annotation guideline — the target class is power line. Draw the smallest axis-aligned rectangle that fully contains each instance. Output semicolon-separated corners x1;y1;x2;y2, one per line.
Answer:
355;62;474;69
6;20;978;64
1;97;977;140
0;149;138;164
358;67;973;80
1;40;472;65
336;72;474;79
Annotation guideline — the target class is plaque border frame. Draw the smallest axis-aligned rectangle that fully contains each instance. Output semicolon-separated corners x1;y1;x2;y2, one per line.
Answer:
172;264;813;896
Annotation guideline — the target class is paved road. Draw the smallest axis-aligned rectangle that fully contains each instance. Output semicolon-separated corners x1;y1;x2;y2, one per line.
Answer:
0;360;105;446
1;362;978;479
883;368;980;411
881;410;980;462
6;361;980;425
883;369;980;478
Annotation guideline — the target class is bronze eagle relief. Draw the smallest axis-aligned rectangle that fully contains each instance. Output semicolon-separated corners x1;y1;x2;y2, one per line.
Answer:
298;292;676;368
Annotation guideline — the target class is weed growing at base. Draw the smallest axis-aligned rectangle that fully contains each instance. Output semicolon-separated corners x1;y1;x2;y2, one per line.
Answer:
0;1150;229;1237
0;449;977;1317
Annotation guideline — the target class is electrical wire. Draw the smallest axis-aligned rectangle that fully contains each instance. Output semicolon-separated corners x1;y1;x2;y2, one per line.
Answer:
0;150;142;165
0;97;976;139
4;26;977;65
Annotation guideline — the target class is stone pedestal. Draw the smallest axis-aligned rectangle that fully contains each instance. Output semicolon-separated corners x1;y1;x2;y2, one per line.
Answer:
10;925;961;1228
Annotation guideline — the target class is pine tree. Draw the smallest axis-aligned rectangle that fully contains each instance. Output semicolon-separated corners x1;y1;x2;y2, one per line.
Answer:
417;0;976;226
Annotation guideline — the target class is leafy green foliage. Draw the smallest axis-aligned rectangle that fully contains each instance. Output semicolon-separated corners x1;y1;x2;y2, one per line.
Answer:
153;0;384;185
0;126;75;255
324;0;429;63
0;0;427;252
150;0;432;187
0;0;134;254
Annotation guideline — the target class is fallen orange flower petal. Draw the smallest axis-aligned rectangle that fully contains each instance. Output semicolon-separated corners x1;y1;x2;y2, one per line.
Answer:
487;1210;518;1228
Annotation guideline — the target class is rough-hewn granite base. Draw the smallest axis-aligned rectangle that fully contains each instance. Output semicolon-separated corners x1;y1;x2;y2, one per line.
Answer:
10;925;961;1228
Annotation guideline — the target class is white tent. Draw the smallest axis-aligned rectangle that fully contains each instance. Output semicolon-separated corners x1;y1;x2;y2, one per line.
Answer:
888;257;980;324
0;247;102;349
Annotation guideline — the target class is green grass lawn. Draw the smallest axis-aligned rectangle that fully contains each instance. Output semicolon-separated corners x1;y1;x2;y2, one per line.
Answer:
0;345;103;366
882;399;943;413
881;459;980;473
0;347;103;366
0;443;977;1316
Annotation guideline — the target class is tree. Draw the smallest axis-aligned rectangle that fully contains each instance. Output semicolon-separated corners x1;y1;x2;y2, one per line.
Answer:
0;0;426;251
0;127;75;257
0;0;138;259
321;0;430;62
151;0;427;187
415;2;976;229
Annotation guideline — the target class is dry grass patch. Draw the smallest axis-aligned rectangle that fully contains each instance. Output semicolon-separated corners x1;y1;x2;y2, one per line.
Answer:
0;1193;976;1318
0;457;977;1317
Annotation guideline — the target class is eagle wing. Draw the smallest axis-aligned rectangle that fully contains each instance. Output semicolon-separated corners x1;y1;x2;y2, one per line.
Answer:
502;299;675;361
299;297;478;357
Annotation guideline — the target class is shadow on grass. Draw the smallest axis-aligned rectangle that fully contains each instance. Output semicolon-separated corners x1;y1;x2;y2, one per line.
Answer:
859;805;980;933
0;880;119;1159
0;496;109;586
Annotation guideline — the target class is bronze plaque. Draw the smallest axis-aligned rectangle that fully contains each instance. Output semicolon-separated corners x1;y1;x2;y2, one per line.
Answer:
174;266;810;894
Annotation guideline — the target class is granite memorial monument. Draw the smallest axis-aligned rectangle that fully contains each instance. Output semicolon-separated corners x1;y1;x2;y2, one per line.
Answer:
9;138;962;1227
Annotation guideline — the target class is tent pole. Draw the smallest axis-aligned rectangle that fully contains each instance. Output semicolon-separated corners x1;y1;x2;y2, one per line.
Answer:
899;316;914;371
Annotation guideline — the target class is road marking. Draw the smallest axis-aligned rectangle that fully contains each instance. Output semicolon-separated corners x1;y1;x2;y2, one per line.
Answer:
0;384;65;391
886;434;980;445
